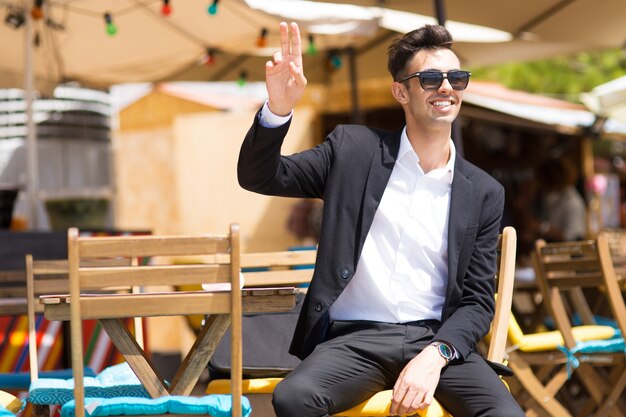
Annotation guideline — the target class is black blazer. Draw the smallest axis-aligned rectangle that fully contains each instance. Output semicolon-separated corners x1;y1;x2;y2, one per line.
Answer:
238;111;505;361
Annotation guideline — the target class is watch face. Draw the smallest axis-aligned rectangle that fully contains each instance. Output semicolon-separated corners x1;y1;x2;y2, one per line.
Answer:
438;343;453;360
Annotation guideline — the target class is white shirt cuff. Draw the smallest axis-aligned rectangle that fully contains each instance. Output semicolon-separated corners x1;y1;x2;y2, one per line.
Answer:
259;101;292;128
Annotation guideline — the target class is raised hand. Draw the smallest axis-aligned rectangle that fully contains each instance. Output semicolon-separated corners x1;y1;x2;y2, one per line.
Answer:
266;22;307;116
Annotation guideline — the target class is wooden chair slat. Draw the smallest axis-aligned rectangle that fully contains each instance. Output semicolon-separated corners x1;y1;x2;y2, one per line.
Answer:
241;250;316;268
78;264;232;288
243;269;314;287
78;235;231;258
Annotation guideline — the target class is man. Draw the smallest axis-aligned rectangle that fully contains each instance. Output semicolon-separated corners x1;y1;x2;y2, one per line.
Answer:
238;22;524;417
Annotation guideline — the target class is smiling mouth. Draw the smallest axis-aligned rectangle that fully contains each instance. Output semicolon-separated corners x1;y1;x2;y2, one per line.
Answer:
431;99;454;109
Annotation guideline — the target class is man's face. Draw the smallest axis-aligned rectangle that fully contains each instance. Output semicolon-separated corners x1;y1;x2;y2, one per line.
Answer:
397;48;464;127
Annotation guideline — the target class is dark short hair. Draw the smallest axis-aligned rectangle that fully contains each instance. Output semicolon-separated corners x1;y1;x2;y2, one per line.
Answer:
387;25;454;82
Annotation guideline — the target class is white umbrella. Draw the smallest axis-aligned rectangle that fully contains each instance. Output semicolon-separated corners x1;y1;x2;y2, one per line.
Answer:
321;0;626;66
581;76;626;123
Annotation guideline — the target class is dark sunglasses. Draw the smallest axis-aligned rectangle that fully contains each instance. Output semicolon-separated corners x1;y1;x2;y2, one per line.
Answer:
398;70;471;91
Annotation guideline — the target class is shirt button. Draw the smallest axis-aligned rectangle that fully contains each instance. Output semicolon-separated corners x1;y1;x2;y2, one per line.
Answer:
340;269;350;279
315;303;324;312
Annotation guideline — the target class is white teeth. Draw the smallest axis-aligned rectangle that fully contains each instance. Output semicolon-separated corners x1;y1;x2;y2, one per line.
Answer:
433;101;451;106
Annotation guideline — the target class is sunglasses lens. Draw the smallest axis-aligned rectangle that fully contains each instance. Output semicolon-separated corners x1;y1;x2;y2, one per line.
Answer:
418;73;444;90
448;72;470;90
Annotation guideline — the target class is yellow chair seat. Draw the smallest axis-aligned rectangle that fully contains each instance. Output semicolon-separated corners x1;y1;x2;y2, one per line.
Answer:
509;319;616;353
207;379;450;416
207;378;282;395
0;390;23;414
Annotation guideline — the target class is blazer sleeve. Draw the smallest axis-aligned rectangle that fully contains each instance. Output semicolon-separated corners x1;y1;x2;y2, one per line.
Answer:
237;110;334;199
435;182;504;360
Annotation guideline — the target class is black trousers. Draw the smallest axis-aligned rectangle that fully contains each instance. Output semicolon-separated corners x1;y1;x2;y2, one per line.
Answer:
273;320;524;417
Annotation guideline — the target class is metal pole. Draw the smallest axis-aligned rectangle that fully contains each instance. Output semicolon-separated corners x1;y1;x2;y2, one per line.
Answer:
347;48;364;125
434;0;446;25
25;12;39;229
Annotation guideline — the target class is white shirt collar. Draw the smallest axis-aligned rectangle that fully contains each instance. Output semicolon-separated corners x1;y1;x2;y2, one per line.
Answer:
398;127;456;184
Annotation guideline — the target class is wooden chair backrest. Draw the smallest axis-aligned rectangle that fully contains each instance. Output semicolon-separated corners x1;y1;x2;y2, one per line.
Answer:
532;233;626;349
488;226;517;363
66;224;242;417
241;249;316;288
25;256;134;383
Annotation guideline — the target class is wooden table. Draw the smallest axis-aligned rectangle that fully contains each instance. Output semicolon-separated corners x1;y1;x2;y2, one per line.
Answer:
41;287;295;398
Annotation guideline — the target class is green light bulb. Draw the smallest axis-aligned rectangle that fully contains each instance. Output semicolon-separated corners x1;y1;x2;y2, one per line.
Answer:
106;23;117;36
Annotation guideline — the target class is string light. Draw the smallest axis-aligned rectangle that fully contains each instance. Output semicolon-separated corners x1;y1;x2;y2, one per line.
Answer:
237;70;247;87
161;0;172;16
103;12;117;36
207;0;219;15
30;0;44;20
256;28;268;48
204;48;216;66
307;34;317;55
4;7;25;29
329;51;342;69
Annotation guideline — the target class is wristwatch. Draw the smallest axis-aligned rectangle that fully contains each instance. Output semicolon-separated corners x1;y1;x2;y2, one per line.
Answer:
431;341;454;365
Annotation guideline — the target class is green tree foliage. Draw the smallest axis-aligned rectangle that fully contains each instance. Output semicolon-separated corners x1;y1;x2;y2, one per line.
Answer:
470;49;626;103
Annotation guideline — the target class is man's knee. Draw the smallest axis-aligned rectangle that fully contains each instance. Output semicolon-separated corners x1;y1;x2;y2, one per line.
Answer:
272;377;329;417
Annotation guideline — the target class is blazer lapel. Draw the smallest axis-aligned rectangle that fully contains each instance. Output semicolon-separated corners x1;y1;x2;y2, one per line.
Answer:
447;157;472;293
356;130;401;260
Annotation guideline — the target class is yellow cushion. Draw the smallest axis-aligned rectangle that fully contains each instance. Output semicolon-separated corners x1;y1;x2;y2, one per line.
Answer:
206;378;283;395
0;390;22;414
207;379;450;417
511;324;616;352
333;389;451;417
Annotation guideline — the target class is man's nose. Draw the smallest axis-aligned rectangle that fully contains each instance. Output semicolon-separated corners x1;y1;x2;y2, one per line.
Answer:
438;77;453;92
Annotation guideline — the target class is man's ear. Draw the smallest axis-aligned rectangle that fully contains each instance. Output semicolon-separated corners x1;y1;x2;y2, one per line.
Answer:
391;82;408;104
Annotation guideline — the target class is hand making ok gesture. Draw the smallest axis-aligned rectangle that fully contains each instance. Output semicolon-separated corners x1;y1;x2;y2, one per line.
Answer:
266;22;308;116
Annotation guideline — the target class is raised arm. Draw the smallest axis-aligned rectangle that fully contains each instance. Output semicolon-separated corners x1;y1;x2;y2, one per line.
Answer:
266;22;308;116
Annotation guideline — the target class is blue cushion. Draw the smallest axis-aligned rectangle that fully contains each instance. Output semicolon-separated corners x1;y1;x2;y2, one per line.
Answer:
60;395;251;417
29;363;149;405
571;336;626;354
0;368;97;391
558;335;626;377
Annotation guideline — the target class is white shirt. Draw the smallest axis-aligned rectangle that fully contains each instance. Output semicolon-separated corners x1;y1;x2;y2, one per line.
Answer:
329;129;455;323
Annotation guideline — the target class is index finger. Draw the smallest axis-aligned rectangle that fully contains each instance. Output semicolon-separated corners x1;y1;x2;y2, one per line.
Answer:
279;22;290;58
289;22;302;58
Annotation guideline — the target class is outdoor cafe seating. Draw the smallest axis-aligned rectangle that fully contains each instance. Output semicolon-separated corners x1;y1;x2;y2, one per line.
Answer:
528;233;626;417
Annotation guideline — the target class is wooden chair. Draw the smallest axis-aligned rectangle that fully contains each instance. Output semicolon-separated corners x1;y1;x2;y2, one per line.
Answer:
530;234;626;417
37;224;278;417
208;227;517;417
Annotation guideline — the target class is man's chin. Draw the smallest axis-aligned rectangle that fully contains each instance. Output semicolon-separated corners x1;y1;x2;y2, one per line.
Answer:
431;114;458;125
